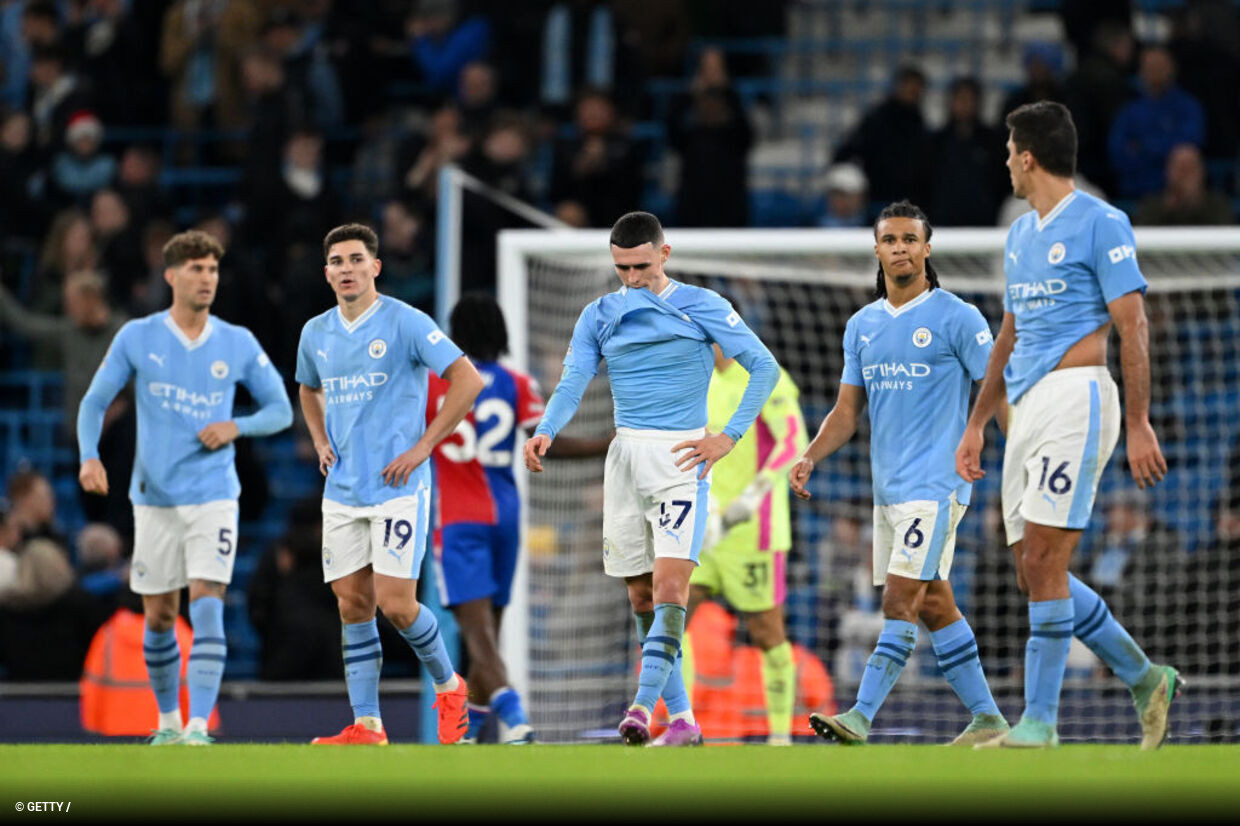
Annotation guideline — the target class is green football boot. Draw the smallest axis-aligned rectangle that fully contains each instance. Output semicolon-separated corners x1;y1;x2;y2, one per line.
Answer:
1133;664;1184;751
809;708;871;745
973;716;1058;749
948;713;1010;746
147;729;183;745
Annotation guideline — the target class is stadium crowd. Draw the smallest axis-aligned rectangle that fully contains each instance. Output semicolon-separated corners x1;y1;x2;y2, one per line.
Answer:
1;0;1238;689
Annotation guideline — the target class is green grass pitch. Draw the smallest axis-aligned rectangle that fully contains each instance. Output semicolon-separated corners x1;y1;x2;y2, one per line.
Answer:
2;743;1238;821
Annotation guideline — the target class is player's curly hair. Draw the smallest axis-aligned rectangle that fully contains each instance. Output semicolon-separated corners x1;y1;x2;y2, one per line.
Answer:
871;200;940;299
450;291;508;362
162;229;224;268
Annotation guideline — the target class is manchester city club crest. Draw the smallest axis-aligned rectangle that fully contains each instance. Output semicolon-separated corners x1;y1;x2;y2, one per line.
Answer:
1048;242;1066;264
322;548;334;568
368;339;387;359
912;327;933;348
210;360;228;379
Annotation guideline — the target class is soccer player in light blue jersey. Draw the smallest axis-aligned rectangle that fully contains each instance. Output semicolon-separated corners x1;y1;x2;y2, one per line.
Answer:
790;201;1009;746
522;211;780;747
956;101;1180;749
297;223;484;746
77;230;293;745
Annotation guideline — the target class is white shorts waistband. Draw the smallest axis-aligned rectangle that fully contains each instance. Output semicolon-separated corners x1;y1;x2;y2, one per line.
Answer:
615;426;706;443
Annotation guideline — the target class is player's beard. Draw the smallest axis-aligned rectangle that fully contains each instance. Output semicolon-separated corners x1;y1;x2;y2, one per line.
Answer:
891;270;918;288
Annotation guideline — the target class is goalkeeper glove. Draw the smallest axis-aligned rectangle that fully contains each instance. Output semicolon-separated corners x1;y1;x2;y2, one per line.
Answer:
721;472;775;530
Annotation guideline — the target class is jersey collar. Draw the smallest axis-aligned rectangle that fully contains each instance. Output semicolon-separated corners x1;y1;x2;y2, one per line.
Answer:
1036;191;1077;232
336;297;383;334
881;287;934;317
163;313;214;350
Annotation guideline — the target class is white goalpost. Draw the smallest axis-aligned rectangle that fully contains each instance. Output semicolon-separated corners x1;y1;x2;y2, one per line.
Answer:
495;225;1240;744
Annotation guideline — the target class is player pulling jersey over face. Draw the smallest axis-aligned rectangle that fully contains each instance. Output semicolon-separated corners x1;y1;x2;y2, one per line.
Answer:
794;202;1008;747
524;211;780;747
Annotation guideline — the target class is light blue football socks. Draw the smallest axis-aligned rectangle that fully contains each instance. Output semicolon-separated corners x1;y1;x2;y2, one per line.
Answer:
398;604;454;685
342;619;383;719
634;604;690;716
1068;574;1151;687
1024;598;1074;726
853;618;918;721
187;596;226;724
143;626;181;716
930;617;1002;716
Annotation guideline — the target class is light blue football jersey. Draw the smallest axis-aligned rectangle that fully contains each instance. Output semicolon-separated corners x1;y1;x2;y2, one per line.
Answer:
77;311;292;507
841;288;993;507
1003;191;1147;403
296;296;463;508
535;280;779;442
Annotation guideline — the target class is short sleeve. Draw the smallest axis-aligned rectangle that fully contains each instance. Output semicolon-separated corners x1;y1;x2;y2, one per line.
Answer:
951;302;994;382
406;307;464;375
563;302;603;377
840;318;864;387
295;321;321;388
1091;212;1147;304
691;289;764;359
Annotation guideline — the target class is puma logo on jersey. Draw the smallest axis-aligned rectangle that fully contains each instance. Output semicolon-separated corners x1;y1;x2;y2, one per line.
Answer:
148;353;166;367
316;349;328;361
859;334;872;347
1008;251;1019;265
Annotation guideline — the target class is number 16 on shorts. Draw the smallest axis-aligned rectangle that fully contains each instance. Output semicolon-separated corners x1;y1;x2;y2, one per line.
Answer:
872;496;966;586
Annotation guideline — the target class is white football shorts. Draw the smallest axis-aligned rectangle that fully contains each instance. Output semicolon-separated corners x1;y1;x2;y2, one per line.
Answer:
602;427;711;578
131;499;239;594
872;493;966;586
1002;366;1121;544
321;486;432;583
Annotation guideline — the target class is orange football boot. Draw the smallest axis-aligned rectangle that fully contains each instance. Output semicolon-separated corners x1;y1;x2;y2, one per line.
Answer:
311;723;389;745
434;675;470;744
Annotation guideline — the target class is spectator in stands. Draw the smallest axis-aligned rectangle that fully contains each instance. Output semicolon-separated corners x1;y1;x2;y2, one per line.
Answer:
244;127;339;275
0;0;61;112
6;468;66;549
34;208;98;314
159;0;260;159
0;271;133;534
48;111;117;209
114;145;171;230
407;0;492;97
0;110;47;242
1108;45;1205;200
29;41;91;154
548;87;643;226
834;65;932;212
669;47;753;228
1000;42;1067;119
0;494;110;681
1056;0;1132;67
398;104;473;200
129;218;175;316
74;522;130;605
1134;144;1234;226
1064;20;1135;196
457;60;499;140
815;162;868;229
90;189;144;303
246;498;342;680
929;77;1006;226
259;5;344;132
378;197;434;311
1168;4;1240;167
71;0;164;127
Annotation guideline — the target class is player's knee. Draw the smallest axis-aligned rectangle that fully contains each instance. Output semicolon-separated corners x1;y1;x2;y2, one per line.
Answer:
144;604;177;631
880;588;919;623
335;591;375;624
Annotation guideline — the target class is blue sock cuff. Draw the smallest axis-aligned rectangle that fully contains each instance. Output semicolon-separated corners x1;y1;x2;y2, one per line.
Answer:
928;618;972;652
880;618;918;647
143;627;176;648
189;596;225;635
1029;598;1074;639
406;603;439;637
343;619;380;644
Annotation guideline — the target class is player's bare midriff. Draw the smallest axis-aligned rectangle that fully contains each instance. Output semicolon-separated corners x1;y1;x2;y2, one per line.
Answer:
1053;322;1109;370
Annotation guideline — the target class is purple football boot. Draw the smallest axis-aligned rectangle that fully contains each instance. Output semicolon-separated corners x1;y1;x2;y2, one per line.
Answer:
649;718;703;747
618;707;651;745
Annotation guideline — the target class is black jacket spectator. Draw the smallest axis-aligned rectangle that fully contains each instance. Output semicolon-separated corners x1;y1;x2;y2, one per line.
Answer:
835;67;932;212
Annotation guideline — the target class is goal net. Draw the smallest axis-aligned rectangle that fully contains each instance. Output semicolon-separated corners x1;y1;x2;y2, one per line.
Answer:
496;226;1240;744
